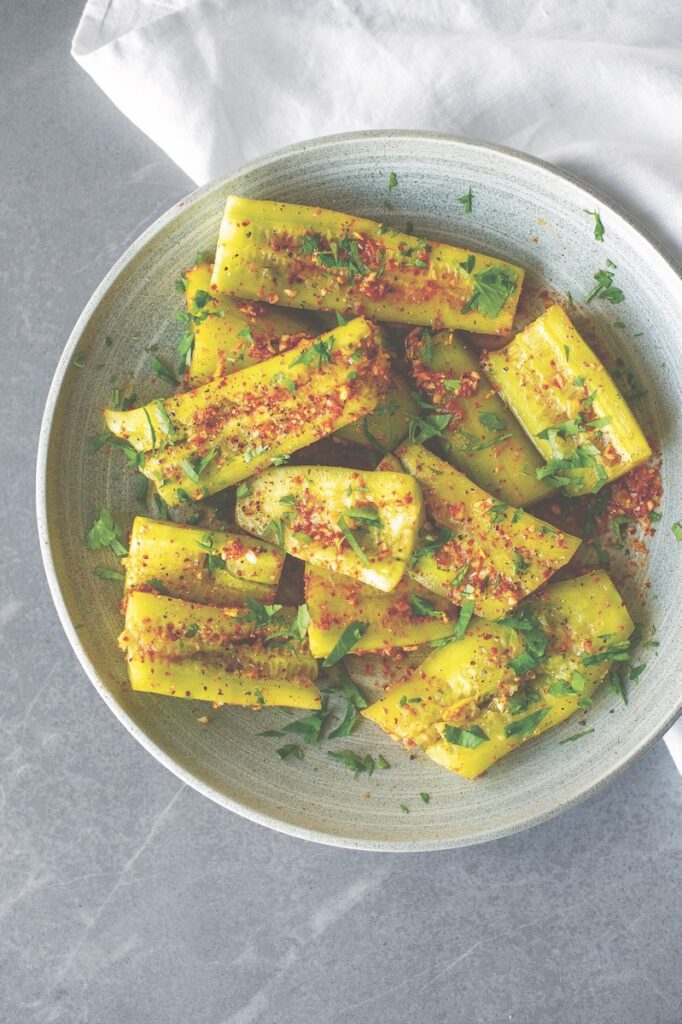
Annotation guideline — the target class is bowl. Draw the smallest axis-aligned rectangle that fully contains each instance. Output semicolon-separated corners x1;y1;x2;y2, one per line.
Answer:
37;131;682;851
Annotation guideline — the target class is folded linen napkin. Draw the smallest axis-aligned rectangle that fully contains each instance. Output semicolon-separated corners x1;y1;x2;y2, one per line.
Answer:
72;0;682;770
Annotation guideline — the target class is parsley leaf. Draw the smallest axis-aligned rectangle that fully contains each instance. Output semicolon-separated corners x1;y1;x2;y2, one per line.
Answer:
280;699;329;744
338;515;369;566
559;728;595;745
585;267;624;304
327;750;375;778
455;597;475;638
457;187;473;213
94;567;125;582
459;431;513;452
673;522;682;541
410;526;453;564
151;355;179;385
388;171;398;189
409;594;443;618
86;508;127;557
288;603;311;642
407;412;452;444
504;707;549;739
443;724;489;748
277;744;304;761
322;621;368;667
328;665;369;739
270;371;297;393
583;209;605;242
289;337;335;369
479;411;508;433
462;266;518;318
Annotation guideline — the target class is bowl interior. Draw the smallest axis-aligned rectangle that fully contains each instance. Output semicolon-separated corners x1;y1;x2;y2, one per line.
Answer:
39;133;682;850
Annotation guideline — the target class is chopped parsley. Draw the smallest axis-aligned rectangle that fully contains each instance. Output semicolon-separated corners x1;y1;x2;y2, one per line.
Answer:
479;411;508;433
451;562;470;587
673;522;682;541
459;430;512;452
86;508;127;557
457;187;473;213
410;526;453;564
444;724;489;748
583;209;605;242
328;665;369;739
559;728;595;745
504;706;549;739
408;594;443;618
454;597;475;638
327;750;375;778
407;412;452;444
501;606;549;676
512;552;531;574
279;700;329;744
488;501;509;524
459;254;475;273
337;515;370;566
462;266;518;318
270;371;297;393
585;266;624;304
581;639;631;665
151;355;179;385
322;621;368;667
388;171;398;189
277;744;304;761
289;336;335;369
243;445;269;464
346;506;382;528
93;567;125;582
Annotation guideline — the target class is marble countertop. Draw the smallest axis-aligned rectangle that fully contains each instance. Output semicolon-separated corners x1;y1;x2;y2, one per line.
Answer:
1;4;680;1022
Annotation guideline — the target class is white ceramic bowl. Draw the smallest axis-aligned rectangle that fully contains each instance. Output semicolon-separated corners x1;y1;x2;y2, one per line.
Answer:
37;131;682;850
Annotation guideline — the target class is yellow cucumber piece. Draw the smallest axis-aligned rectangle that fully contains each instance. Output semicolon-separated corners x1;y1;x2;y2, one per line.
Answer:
124;516;284;605
304;564;458;658
363;570;634;777
121;591;319;709
395;443;581;619
482;305;652;495
236;464;423;592
104;317;390;506
211;196;525;334
335;369;417;453
184;262;317;385
406;328;554;505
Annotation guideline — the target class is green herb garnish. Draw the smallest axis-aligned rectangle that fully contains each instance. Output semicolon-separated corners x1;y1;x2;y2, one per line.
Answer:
408;594;443;618
93;567;125;582
337;515;369;566
559;728;595;744
504;707;549;738
443;724;489;748
583;209;605;242
462;266;518;318
322;621;369;667
86;508;127;557
454;598;475;638
327;750;375;778
457;187;473;213
277;744;304;761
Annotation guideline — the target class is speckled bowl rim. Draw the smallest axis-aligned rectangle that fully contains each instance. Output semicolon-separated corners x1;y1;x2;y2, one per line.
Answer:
36;130;682;852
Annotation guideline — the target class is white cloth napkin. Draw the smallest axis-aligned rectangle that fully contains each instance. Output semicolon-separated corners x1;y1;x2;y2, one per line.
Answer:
71;0;682;769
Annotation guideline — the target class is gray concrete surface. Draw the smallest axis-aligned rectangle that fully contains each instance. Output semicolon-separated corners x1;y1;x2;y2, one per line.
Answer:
1;4;680;1022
